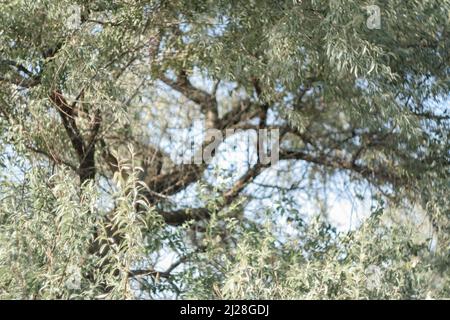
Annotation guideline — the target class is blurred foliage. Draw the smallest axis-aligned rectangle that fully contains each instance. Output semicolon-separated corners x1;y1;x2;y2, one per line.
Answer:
0;0;448;299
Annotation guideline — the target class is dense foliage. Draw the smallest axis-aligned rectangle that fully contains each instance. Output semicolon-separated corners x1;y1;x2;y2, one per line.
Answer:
0;0;448;299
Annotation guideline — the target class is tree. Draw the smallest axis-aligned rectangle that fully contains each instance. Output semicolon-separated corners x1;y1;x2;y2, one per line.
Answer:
0;0;448;299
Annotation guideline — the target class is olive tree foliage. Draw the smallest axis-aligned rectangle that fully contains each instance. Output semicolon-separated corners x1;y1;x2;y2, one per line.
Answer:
0;0;448;299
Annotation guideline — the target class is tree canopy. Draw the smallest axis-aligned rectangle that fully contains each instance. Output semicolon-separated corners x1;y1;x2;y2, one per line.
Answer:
0;0;449;299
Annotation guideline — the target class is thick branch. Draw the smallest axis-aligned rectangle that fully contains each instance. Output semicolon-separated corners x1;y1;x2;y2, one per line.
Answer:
49;90;100;183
